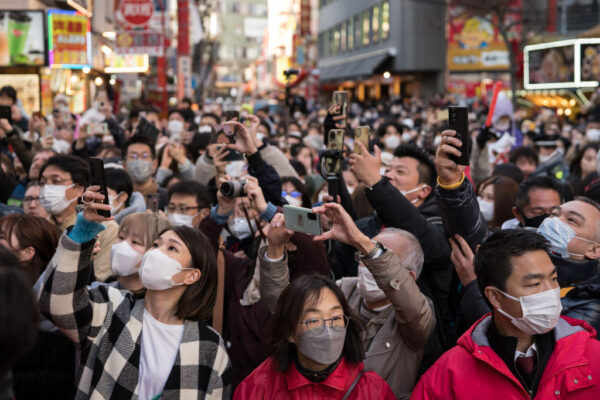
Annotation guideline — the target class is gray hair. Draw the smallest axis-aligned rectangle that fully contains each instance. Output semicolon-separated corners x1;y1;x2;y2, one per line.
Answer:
375;228;424;278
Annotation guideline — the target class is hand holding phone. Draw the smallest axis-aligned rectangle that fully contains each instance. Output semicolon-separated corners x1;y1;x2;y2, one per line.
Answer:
332;91;349;127
88;158;112;218
448;106;471;166
354;126;369;155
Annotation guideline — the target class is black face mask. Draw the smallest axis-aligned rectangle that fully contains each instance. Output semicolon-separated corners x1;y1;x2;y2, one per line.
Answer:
551;253;600;286
520;212;550;228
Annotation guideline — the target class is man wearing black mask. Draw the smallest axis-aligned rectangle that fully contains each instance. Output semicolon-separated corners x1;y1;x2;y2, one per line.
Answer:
502;176;563;229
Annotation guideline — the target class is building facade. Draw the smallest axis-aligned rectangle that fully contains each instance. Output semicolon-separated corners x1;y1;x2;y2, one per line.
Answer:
317;0;445;100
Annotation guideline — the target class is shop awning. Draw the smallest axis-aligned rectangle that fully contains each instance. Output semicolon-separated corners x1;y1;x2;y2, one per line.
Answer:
318;48;395;82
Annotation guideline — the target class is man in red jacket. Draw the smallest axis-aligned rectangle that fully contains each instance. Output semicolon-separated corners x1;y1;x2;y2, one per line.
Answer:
412;229;600;399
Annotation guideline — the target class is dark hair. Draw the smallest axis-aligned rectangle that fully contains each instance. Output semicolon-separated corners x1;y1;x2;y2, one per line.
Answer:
0;246;38;376
492;163;524;184
258;119;271;135
509;146;539;166
266;274;364;371
393;144;437;187
161;226;217;322
0;85;17;104
99;145;122;159
167;180;212;210
475;229;550;306
168;109;185;120
201;113;221;125
290;143;308;158
585;178;600;203
105;168;134;208
39;154;90;187
281;176;312;208
515;176;563;210
289;160;307;177
376;121;404;138
0;214;60;284
122;134;155;160
181;97;192;105
570;143;599;178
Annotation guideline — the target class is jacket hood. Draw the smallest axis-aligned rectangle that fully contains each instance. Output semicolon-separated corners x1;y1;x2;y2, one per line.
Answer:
459;314;597;354
114;191;147;224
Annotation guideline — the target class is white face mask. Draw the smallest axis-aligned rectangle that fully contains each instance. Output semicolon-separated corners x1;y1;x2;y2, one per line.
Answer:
52;139;71;154
168;213;197;227
384;135;401;150
108;192;123;216
402;132;412;143
167;119;184;135
111;241;143;277
228;217;256;240
40;184;76;215
400;185;426;204
317;191;328;203
358;266;386;303
256;133;265;142
346;186;355;195
138;248;194;290
284;195;302;207
586;128;600;142
477;197;494;222
495;287;562;336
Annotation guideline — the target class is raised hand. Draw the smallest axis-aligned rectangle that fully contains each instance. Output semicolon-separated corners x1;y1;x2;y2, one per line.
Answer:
81;186;114;223
349;141;382;187
435;130;466;187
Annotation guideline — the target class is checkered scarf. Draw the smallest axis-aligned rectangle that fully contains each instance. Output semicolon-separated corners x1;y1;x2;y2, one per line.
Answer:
39;233;232;399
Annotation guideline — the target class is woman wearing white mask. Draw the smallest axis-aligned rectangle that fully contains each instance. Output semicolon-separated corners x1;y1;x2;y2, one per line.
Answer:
281;176;311;208
108;212;169;295
476;176;519;228
39;186;231;400
376;121;404;153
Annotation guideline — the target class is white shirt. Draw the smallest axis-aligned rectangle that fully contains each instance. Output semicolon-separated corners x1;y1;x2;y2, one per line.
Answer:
514;342;537;361
138;309;185;400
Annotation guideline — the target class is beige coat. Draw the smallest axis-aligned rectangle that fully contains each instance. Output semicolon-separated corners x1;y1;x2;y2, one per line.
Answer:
259;248;435;399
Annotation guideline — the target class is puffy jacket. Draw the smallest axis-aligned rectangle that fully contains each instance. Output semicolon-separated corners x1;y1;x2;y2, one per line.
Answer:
411;315;600;399
234;357;395;400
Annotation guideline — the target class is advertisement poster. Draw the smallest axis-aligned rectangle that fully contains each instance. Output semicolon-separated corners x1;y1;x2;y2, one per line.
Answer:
0;10;46;66
580;43;600;83
527;45;575;84
447;14;510;71
104;53;149;73
0;74;40;115
48;10;90;67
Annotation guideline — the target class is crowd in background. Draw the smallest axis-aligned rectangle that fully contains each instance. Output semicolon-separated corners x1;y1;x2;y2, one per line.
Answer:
0;82;600;399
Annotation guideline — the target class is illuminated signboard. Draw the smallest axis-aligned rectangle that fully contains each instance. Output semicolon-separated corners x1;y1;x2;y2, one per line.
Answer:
48;9;91;69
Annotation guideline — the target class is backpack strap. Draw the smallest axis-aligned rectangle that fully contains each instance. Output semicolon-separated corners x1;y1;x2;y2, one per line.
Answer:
342;369;366;400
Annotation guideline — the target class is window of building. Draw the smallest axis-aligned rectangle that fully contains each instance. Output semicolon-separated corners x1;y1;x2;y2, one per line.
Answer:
333;26;340;54
362;10;370;46
340;21;346;53
372;6;379;44
382;1;390;40
347;18;354;50
324;30;330;56
354;14;361;49
248;3;268;17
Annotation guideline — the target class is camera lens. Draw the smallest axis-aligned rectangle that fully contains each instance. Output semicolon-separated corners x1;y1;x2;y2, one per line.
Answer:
220;180;245;197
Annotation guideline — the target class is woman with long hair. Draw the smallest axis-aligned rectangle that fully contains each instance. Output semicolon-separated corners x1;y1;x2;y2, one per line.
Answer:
39;186;231;399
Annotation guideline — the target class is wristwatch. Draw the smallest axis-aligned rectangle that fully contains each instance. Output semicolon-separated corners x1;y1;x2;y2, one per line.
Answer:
358;240;386;261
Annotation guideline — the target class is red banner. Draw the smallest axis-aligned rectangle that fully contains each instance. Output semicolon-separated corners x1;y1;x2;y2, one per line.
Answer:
177;0;189;56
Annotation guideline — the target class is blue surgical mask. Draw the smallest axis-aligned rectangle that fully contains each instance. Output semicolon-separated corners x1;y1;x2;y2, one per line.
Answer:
537;217;596;259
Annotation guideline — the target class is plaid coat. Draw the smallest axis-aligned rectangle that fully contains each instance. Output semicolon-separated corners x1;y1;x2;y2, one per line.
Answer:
39;232;232;399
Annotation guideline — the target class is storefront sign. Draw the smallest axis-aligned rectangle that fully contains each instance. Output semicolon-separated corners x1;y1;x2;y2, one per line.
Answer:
119;0;154;27
116;31;163;56
104;53;149;73
177;55;192;99
48;9;90;68
0;10;47;66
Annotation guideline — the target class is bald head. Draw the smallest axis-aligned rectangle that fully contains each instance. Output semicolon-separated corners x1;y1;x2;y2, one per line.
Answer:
374;228;424;278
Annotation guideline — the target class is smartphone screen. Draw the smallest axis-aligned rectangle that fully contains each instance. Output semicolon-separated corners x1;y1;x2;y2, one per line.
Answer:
332;91;349;126
283;205;322;236
88;157;111;218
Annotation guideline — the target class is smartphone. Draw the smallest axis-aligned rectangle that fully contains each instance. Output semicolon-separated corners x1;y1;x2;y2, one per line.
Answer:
283;205;322;236
224;110;239;121
136;117;160;146
169;130;181;144
213;124;236;144
0;105;11;124
354;126;369;154
102;122;108;135
332;91;349;126
324;129;344;175
448;106;471;166
88;157;111;218
44;126;54;138
148;193;160;212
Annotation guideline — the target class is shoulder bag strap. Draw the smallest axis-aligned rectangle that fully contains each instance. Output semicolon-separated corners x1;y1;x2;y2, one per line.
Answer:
211;246;226;334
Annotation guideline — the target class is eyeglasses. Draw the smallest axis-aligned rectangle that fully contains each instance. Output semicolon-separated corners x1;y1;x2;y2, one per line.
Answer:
23;196;40;204
166;204;200;213
39;177;72;187
282;190;302;198
127;152;153;161
298;315;349;334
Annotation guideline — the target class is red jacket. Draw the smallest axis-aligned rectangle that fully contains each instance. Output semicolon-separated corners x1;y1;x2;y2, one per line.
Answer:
234;357;395;399
411;315;600;399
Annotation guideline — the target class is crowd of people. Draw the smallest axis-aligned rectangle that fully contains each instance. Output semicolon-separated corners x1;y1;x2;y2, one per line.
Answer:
0;82;600;400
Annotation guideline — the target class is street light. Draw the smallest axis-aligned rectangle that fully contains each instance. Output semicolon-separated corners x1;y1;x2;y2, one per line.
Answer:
94;77;103;86
383;71;391;79
82;67;91;74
